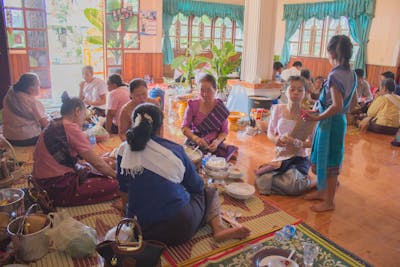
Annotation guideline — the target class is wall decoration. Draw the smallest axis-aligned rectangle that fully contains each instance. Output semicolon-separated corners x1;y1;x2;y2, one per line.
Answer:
112;6;135;21
140;10;157;36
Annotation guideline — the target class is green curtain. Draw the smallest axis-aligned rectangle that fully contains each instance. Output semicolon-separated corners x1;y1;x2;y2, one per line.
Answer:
348;14;372;73
281;0;375;70
162;0;244;65
282;0;374;21
162;13;174;64
281;18;301;66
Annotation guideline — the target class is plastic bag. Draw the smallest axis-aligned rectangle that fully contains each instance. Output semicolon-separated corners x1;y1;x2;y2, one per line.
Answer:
84;117;109;142
46;210;97;258
104;223;135;242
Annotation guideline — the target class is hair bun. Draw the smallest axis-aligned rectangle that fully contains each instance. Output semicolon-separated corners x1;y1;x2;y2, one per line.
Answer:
61;91;71;104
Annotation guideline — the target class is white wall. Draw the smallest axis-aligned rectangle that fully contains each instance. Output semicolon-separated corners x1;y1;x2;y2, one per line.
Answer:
273;0;400;66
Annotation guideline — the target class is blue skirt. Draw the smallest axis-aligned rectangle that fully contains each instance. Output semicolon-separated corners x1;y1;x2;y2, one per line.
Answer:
310;113;346;190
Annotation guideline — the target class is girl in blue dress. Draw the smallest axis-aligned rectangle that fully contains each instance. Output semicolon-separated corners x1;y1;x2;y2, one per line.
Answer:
303;35;357;212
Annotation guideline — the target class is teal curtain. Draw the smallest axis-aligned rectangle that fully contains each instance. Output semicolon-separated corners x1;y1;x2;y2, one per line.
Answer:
281;0;375;70
281;18;301;66
162;0;244;65
162;13;174;64
348;14;372;73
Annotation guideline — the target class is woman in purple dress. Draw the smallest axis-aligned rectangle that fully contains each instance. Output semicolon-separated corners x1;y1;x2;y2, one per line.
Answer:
182;74;237;161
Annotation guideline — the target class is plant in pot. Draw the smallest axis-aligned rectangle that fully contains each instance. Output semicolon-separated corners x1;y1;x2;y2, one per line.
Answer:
171;40;210;91
203;41;241;100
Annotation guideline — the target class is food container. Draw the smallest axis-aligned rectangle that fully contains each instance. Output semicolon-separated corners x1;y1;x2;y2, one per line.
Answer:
0;188;24;214
228;112;246;131
205;157;229;171
7;205;51;262
226;182;255;200
184;146;203;169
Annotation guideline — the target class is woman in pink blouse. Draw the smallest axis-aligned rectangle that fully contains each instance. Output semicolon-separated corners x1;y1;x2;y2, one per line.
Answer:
105;74;130;134
3;73;48;146
33;92;118;206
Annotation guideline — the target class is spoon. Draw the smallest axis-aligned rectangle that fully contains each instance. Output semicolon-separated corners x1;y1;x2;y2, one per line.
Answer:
287;249;295;260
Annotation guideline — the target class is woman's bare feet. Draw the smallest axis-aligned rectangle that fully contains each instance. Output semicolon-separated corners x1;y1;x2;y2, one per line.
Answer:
310;202;335;212
213;225;250;242
304;191;325;201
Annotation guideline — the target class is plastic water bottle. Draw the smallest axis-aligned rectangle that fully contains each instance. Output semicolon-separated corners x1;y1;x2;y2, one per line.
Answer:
202;153;211;168
89;135;96;145
275;73;281;82
274;225;296;242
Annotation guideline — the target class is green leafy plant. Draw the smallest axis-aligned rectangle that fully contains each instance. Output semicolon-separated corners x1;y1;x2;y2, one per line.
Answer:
204;41;241;92
171;40;210;89
83;7;137;65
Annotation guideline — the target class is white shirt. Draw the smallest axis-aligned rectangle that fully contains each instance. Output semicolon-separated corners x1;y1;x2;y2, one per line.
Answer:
280;67;301;82
83;77;107;110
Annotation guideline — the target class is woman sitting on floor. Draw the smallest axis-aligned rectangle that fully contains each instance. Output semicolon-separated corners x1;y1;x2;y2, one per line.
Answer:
33;92;119;206
105;73;130;134
118;78;159;141
2;73;49;146
182;74;238;161
359;78;400;135
117;103;250;245
255;76;316;196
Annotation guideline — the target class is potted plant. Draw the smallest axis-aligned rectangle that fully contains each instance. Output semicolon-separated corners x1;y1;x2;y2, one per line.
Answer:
171;40;210;90
204;41;241;98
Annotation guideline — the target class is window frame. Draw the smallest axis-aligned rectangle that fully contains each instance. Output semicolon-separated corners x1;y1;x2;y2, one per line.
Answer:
289;16;358;61
169;13;242;53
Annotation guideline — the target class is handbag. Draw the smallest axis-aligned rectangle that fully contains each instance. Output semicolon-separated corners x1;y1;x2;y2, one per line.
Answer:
96;218;166;267
23;175;56;214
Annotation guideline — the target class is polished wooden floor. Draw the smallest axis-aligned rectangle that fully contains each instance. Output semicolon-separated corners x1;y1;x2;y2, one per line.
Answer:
164;121;400;266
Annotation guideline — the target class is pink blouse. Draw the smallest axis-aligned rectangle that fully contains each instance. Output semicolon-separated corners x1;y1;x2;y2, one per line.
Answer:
33;119;92;179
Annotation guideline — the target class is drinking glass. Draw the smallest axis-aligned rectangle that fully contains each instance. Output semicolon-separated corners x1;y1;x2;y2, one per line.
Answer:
302;242;319;267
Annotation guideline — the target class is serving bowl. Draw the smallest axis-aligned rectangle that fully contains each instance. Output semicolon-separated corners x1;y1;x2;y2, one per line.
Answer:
226;182;255;200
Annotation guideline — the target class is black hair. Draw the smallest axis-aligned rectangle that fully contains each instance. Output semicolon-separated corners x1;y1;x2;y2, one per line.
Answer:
108;73;126;87
381;78;395;92
129;78;147;94
60;91;85;116
381;71;395;80
327;35;353;69
273;61;283;71
199;73;217;90
300;69;311;80
125;103;164;151
355;69;364;78
13;73;39;93
293;61;302;67
287;76;306;89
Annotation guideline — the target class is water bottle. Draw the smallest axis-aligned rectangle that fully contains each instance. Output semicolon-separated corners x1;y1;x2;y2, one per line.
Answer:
274;225;296;242
274;73;281;82
202;153;212;168
89;135;97;145
396;129;400;142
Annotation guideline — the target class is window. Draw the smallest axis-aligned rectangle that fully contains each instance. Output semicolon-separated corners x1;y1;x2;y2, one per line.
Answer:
289;16;358;61
4;0;51;88
105;0;139;75
169;13;242;52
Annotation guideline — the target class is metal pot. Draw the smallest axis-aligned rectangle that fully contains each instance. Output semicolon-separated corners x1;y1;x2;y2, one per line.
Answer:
7;210;50;262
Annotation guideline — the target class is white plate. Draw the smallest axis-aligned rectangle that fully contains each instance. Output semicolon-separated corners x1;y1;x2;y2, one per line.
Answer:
259;255;299;267
226;182;255;200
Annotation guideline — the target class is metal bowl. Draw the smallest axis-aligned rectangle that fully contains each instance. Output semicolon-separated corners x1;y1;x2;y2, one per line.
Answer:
0;188;24;214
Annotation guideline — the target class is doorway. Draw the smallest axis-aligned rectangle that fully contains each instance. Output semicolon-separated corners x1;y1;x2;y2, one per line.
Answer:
3;0;140;100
